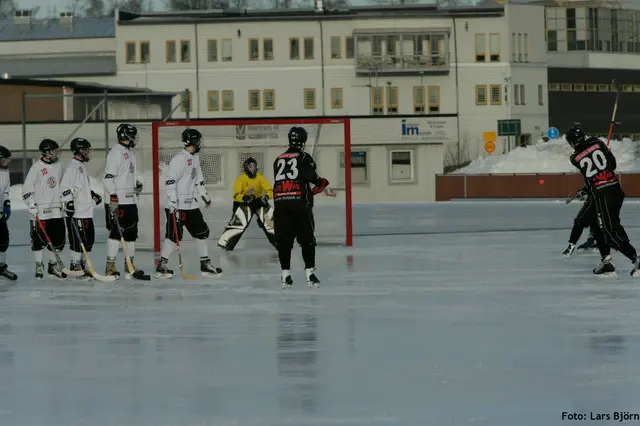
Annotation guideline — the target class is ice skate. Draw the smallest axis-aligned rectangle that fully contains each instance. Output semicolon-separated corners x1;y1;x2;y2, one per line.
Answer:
200;257;222;277
630;256;640;278
305;268;320;288
48;261;68;280
563;243;576;258
577;236;598;252
105;258;121;279
125;257;150;281
281;270;293;289
35;262;44;280
593;255;616;276
70;262;92;281
80;262;94;280
155;257;174;279
0;264;17;281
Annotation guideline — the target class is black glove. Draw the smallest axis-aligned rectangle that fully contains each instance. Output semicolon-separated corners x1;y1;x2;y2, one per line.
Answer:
260;194;269;206
91;191;102;205
65;200;75;218
135;180;143;195
242;194;256;204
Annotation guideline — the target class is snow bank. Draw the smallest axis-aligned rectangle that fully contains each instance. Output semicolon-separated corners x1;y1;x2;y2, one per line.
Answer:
458;136;640;174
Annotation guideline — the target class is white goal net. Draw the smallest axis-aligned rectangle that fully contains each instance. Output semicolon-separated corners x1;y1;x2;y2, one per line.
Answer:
134;118;352;252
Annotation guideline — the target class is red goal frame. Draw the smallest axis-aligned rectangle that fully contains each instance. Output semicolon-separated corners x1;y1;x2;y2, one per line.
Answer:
151;118;353;252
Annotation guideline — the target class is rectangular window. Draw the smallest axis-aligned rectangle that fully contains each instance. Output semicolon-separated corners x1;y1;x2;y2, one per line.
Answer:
166;40;176;63
520;84;526;104
514;85;520;105
598;84;610;92
345;36;354;59
538;84;544;105
413;85;425;113
475;34;486;62
386;86;398;114
222;39;232;61
341;151;368;185
548;83;560;91
304;37;314;59
371;87;384;115
330;36;341;59
489;33;500;61
180;40;191;62
125;41;135;64
249;38;259;60
623;84;633;92
390;150;414;183
511;33;516;61
290;38;300;60
207;90;219;111
331;88;343;109
263;39;274;60
517;33;523;62
207;39;218;62
586;84;597;92
490;84;501;105
561;83;573;91
524;33;529;61
263;89;275;110
249;89;261;110
573;83;585;91
428;86;440;113
139;41;150;63
222;90;234;111
303;88;316;109
475;85;487;105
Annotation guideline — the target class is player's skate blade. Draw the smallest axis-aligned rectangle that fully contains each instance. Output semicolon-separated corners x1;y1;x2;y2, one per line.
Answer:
155;258;174;279
48;263;68;281
593;256;616;277
281;270;293;289
201;259;222;277
0;265;17;281
563;243;576;258
305;268;320;288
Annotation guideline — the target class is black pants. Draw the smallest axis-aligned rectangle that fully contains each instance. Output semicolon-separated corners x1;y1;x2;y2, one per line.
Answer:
0;218;8;252
30;217;66;252
106;204;138;242
274;202;316;270
593;190;637;261
66;217;95;252
165;208;210;243
569;197;598;244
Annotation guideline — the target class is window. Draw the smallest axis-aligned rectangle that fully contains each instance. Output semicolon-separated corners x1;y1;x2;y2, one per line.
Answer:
490;84;501;105
249;38;259;60
547;30;557;52
523;33;529;61
389;150;414;183
263;89;275;110
623;84;633;92
166;40;176;63
548;83;559;91
517;33;523;62
520;84;526;104
371;87;384;115
139;41;150;63
222;90;234;111
263;39;273;60
573;83;585;91
331;88;343;109
249;89;261;110
331;36;341;59
475;34;486;62
341;151;368;185
413;85;425;113
180;90;191;112
303;88;316;109
598;84;610;92
489;33;500;61
428;86;440;113
207;40;218;62
560;83;572;91
511;33;516;61
514;85;520;105
586;84;597;91
290;38;300;60
304;37;314;59
222;39;232;61
386;86;398;114
125;41;135;64
538;84;544;105
180;40;191;62
475;85;487;105
345;36;354;59
207;90;219;111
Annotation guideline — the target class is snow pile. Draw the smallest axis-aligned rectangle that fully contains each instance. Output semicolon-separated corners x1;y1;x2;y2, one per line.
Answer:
458;136;640;174
10;176;105;210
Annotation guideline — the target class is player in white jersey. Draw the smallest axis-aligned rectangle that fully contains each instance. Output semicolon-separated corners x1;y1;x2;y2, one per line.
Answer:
102;123;149;280
0;146;17;281
156;128;222;278
22;139;67;280
61;138;103;279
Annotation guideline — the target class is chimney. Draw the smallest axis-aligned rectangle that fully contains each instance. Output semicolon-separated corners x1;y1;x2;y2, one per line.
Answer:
315;0;324;11
60;11;74;26
13;9;33;25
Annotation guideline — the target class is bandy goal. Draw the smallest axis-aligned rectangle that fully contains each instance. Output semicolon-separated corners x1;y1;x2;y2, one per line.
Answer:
135;118;353;252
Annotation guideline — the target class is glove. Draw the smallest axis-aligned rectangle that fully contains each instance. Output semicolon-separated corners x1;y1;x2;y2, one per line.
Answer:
28;205;38;220
64;200;75;218
201;194;212;208
91;191;102;205
109;194;118;212
134;180;143;195
576;189;588;200
260;195;269;206
312;177;330;195
168;199;177;214
1;200;10;220
242;194;256;204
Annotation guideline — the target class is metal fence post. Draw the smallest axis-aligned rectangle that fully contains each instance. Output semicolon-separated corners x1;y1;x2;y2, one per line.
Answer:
103;90;109;160
21;92;27;182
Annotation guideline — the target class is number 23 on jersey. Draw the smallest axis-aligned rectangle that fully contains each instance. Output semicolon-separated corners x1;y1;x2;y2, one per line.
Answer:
275;158;299;181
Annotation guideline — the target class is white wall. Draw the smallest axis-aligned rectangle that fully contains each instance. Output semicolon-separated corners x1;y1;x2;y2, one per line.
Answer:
0;37;114;57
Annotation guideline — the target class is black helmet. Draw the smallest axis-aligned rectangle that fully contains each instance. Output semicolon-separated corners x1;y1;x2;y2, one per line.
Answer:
243;157;258;178
182;128;203;152
39;138;61;163
566;126;586;148
0;145;11;169
288;126;308;149
70;137;92;162
116;123;138;148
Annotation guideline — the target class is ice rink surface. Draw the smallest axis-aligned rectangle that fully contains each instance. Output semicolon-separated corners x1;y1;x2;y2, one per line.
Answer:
2;200;640;426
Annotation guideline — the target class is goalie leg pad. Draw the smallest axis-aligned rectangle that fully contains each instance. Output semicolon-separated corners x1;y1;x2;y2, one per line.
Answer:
255;205;277;248
217;205;252;251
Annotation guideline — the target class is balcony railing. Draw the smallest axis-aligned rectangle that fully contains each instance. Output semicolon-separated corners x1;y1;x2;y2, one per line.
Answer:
356;52;448;75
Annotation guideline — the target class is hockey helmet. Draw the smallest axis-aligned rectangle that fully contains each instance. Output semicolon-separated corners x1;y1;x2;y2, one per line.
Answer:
288;126;307;149
70;137;92;162
182;128;203;153
0;145;11;169
116;123;139;148
243;157;258;178
566;126;586;148
39;138;61;163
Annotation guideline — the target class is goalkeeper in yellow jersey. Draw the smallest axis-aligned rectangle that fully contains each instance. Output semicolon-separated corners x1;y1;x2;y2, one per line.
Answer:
217;157;277;250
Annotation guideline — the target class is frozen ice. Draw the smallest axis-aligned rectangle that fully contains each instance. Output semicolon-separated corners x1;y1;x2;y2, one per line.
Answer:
2;200;640;426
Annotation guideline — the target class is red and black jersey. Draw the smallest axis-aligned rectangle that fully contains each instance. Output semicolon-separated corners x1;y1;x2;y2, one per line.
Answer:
272;148;320;206
570;136;620;196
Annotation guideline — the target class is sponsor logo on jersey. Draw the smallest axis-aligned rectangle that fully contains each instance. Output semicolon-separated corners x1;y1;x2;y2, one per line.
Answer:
574;144;598;161
187;159;192;166
47;177;57;188
124;153;129;159
278;152;299;159
79;167;84;174
190;168;197;179
129;162;135;173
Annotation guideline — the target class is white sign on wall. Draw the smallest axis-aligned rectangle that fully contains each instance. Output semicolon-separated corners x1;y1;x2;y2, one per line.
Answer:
400;118;453;142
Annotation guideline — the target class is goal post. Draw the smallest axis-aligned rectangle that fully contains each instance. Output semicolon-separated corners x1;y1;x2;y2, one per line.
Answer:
144;118;352;252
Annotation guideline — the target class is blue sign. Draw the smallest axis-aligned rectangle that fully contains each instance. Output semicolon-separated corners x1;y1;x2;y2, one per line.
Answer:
547;127;559;139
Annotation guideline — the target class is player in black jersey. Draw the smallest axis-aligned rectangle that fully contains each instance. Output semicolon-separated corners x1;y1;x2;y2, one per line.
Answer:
272;126;329;289
566;126;640;276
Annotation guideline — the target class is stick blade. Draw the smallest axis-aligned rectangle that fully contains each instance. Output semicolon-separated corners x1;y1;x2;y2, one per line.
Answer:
179;265;198;280
63;268;87;277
